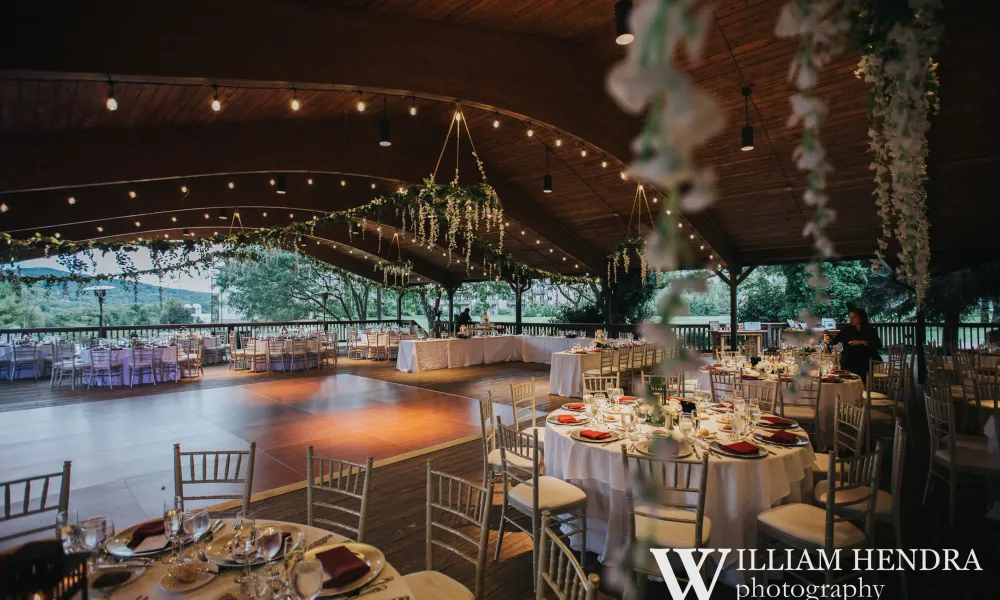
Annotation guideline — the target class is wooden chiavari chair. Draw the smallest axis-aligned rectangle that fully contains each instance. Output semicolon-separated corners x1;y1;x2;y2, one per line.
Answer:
367;331;388;361
264;338;287;372
510;378;544;441
494;419;587;584
130;345;156;387
739;380;780;415
401;461;492;600
289;339;310;370
536;511;600;600
173;442;256;513
582;374;620;396
813;398;867;478
758;443;882;588
708;371;738;402
0;462;71;543
227;332;244;370
306;447;374;543
620;446;709;597
583;347;614;376
321;331;339;367
346;327;363;359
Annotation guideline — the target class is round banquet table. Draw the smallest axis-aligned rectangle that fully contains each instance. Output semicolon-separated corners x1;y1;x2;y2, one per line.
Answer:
548;346;660;398
695;367;864;450
86;518;413;600
0;343;55;379
79;346;180;385
543;408;814;580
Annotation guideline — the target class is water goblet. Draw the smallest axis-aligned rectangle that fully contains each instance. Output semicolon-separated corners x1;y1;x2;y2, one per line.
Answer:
291;557;324;600
678;415;693;448
79;516;107;553
181;507;210;561
257;524;283;575
56;510;80;554
732;395;746;414
749;402;762;436
163;497;185;564
620;406;635;439
730;411;746;441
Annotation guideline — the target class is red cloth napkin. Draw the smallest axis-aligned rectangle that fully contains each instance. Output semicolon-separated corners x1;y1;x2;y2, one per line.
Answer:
579;430;612;440
556;415;580;424
759;415;791;425
126;520;166;550
720;441;759;455
316;546;370;587
618;396;637;403
742;375;760;380
767;430;802;444
821;376;841;383
566;403;585;410
713;403;732;410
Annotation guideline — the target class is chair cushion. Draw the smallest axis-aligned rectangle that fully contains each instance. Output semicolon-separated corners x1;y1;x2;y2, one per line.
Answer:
935;447;1000;473
867;392;889;400
510;476;586;510
967;398;999;409
401;570;473;600
634;506;711;549
943;434;988;450
487;448;535;470
813;480;890;516
757;503;866;548
782;405;817;422
950;384;965;399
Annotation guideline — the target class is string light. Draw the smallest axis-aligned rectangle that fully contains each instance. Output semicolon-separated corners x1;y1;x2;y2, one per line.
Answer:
210;85;221;111
0;204;7;213
204;213;210;219
128;190;137;198
171;216;178;222
615;1;634;45
371;182;376;189
666;209;672;215
276;175;287;194
536;240;541;245
356;91;365;112
163;233;169;239
689;234;694;239
652;197;658;203
555;135;562;147
262;211;268;217
228;181;234;189
55;232;61;239
493;112;500;128
340;180;346;187
180;185;188;193
289;213;294;218
290;88;300;111
67;196;76;205
521;230;526;235
580;147;587;157
409;96;417;116
105;81;118;111
678;222;683;229
134;220;141;227
454;109;462;121
380;95;392;147
307;177;313;185
574;263;579;268
96;226;103;232
269;178;276;186
620;171;627;180
601;155;608;168
526;122;534;137
700;245;705;250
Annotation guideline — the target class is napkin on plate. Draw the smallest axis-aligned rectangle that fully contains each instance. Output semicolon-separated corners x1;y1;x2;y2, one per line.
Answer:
316;546;370;587
566;403;585;410
821;376;841;383
126;520;166;550
720;441;759;455
759;415;791;426
556;415;580;424
618;396;637;403
579;430;612;441
767;430;802;444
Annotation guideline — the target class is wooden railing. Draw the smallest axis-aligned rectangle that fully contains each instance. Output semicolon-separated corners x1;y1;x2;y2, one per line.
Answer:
0;319;417;344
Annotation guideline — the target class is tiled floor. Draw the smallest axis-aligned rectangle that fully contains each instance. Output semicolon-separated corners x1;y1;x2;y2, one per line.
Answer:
0;372;502;545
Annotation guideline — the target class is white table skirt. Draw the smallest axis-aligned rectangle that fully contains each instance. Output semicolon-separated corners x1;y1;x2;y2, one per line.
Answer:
0;343;55;379
79;347;180;384
86;519;413;600
395;335;590;373
549;351;603;398
518;336;594;363
544;412;814;570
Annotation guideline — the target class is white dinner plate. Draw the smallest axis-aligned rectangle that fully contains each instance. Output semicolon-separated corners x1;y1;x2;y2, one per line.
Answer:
546;414;590;426
753;432;809;447
89;566;146;592
709;440;768;459
635;440;693;458
560;403;587;412
569;429;622;444
159;563;217;593
204;523;304;567
308;542;385;597
107;520;187;558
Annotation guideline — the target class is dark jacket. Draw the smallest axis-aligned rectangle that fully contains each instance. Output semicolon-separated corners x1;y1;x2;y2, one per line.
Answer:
830;325;882;378
455;311;473;326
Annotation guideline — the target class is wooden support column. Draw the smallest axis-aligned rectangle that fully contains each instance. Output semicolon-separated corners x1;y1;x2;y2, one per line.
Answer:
916;309;927;384
447;286;456;336
603;276;613;330
507;278;532;335
376;288;383;321
714;266;755;352
396;291;403;322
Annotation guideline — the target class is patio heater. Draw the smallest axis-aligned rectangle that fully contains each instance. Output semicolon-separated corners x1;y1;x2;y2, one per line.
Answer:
320;292;330;329
82;285;115;336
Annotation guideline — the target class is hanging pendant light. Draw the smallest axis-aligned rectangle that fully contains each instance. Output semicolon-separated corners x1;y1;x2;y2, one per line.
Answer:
543;147;553;194
615;1;634;45
379;95;391;147
741;86;755;151
290;87;301;111
105;80;118;111
210;85;221;111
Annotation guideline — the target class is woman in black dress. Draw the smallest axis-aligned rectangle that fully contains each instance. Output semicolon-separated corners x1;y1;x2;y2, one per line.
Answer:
824;307;882;383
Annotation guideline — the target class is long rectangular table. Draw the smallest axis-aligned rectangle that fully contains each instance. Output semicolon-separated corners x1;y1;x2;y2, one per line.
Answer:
395;335;592;373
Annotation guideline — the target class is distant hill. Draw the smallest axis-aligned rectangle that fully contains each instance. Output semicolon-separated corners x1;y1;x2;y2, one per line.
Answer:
18;267;212;307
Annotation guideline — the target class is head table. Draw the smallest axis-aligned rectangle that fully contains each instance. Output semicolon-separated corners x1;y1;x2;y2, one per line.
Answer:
543;406;814;581
548;345;657;398
395;334;593;373
81;518;412;600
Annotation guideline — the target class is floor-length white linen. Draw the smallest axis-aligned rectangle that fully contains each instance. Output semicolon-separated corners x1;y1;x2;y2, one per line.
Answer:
448;337;486;368
543;417;814;573
0;343;55;379
483;335;518;363
518;336;593;363
106;519;412;600
396;339;451;372
79;346;181;384
549;351;603;398
395;335;592;373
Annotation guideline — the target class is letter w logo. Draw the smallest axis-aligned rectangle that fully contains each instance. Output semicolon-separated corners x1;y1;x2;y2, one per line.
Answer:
650;548;730;600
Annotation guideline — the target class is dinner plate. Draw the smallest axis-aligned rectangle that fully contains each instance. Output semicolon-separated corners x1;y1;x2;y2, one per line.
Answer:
107;520;189;558
753;432;809;447
160;563;217;593
307;542;385;597
756;417;799;430
569;429;622;444
89;566;146;592
212;584;247;600
636;440;693;458
204;523;304;567
560;403;587;412
546;414;590;426
709;440;768;459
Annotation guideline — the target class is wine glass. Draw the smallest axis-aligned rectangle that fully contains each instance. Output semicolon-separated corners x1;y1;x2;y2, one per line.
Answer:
257;524;283;573
733;395;746;415
620;406;635;439
730;411;746;440
56;510;80;554
181;507;210;561
678;415;693;447
234;517;258;585
163;497;185;564
748;399;762;437
291;557;324;600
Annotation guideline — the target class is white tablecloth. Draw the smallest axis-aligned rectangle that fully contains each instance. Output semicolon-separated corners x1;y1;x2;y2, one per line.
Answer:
549;351;604;398
0;343;55;379
80;347;180;384
89;519;412;600
517;336;594;363
395;335;591;373
544;410;814;572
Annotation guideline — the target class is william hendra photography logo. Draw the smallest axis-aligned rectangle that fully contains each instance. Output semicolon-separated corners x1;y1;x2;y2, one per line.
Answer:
650;547;982;600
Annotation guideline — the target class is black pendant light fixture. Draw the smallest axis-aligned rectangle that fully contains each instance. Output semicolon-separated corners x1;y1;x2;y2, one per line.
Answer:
276;174;287;194
615;1;634;45
543;147;553;194
741;86;754;152
379;95;391;147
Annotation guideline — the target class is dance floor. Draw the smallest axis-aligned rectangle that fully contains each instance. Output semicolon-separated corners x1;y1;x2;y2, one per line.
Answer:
0;372;506;545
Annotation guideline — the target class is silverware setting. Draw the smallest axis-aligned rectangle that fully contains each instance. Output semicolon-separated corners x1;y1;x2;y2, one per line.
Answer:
346;576;394;597
352;584;387;598
303;534;333;553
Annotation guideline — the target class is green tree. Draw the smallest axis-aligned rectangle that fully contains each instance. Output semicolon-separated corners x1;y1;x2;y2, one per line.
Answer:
0;284;41;328
160;298;193;324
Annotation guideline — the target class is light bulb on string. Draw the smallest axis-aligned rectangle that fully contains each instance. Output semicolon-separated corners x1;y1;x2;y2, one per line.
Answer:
409;96;417;116
493;112;500;128
210;85;221;112
105;81;118;111
290;88;300;111
356;91;366;112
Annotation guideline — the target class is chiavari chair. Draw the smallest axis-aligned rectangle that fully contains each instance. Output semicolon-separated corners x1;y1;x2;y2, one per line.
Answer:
758;443;882;588
536;511;600;600
84;347;123;389
708;371;738;402
779;377;820;433
367;331;388;361
173;442;256;513
306;447;374;542
494;419;587;585
924;389;1000;525
179;337;203;378
510;378;544;442
0;462;71;543
321;331;339;367
614;346;631;378
620;446;709;597
813;398;867;478
156;343;180;382
387;331;400;359
10;343;39;381
264;338;287;372
582;374;620;396
402;461;492;600
739;380;780;415
50;340;83;390
346;327;363;359
583;347;614;377
130;345;156;387
289;338;310;370
228;332;245;370
965;367;999;430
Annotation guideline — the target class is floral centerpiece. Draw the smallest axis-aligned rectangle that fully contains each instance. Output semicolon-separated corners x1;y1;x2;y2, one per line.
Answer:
591;329;611;348
456;325;471;339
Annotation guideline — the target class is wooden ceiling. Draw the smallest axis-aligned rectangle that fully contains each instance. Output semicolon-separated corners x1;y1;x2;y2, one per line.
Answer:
0;0;997;285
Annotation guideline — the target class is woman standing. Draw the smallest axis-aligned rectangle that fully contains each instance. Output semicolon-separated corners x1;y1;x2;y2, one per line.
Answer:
824;307;882;382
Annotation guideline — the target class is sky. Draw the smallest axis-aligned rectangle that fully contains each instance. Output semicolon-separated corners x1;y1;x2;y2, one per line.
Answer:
18;248;217;293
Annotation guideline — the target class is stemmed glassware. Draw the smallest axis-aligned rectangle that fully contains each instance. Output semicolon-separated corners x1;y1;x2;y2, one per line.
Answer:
80;515;113;571
257;524;284;576
678;414;693;447
729;411;746;441
608;387;623;405
620;405;637;440
290;557;324;600
234;513;259;586
56;510;80;554
163;497;186;564
748;399;762;439
732;394;746;414
181;507;210;561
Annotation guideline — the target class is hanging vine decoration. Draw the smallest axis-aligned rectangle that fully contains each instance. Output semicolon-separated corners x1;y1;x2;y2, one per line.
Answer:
854;0;940;308
609;184;657;285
